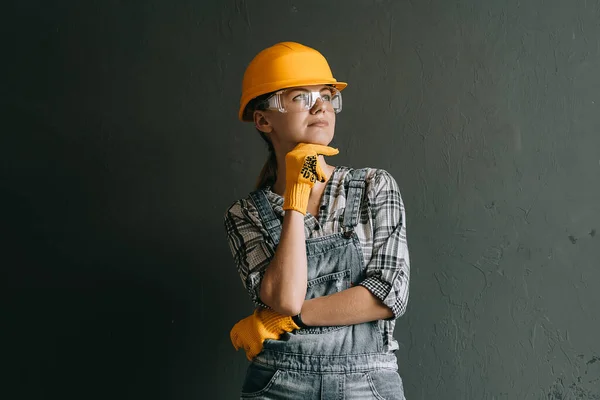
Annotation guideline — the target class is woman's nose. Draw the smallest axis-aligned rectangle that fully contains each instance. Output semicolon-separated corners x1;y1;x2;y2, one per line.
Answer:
310;97;326;114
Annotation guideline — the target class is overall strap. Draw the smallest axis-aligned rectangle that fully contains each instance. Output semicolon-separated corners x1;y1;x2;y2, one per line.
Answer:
342;168;368;234
249;190;282;246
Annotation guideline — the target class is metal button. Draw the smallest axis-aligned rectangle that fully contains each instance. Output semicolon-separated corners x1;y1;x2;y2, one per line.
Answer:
343;230;353;239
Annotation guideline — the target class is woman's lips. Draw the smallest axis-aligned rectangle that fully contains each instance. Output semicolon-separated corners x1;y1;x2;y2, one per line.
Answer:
308;119;329;127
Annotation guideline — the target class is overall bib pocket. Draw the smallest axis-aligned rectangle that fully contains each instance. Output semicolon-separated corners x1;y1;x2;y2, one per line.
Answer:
306;269;351;298
296;269;351;335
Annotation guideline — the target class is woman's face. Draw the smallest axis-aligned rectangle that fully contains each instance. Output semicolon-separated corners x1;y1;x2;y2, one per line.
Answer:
254;85;337;152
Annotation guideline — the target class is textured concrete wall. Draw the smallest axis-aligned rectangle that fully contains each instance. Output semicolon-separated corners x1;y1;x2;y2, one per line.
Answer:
4;0;600;399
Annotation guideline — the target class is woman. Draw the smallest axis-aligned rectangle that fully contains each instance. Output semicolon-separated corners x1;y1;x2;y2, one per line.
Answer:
224;41;410;399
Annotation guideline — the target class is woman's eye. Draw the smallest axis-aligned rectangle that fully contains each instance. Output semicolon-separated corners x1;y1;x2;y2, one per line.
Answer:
321;94;332;101
292;93;309;102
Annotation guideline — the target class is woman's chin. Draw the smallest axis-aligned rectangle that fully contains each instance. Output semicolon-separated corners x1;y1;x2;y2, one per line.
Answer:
302;131;334;146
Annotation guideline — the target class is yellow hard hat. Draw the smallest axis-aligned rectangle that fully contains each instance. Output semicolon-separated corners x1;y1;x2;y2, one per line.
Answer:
239;42;347;121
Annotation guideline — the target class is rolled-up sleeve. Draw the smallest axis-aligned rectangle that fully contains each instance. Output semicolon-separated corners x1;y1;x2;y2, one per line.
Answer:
224;200;273;308
358;170;410;319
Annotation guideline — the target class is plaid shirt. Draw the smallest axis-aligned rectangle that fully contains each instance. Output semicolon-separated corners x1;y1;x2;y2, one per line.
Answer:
224;166;410;352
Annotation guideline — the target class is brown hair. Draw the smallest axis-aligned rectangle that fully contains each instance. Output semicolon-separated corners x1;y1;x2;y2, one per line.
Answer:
256;132;277;189
245;93;278;189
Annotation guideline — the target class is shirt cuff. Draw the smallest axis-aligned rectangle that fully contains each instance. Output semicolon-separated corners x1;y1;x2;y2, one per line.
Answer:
358;276;403;319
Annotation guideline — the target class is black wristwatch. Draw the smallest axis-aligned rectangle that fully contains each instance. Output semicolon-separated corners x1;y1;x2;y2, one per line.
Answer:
292;313;309;329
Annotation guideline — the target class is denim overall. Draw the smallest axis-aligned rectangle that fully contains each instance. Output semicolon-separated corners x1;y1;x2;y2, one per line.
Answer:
242;169;405;399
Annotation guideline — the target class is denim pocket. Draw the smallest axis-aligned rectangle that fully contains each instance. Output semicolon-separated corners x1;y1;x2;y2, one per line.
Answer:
365;369;405;400
295;269;351;335
306;269;350;299
240;363;282;398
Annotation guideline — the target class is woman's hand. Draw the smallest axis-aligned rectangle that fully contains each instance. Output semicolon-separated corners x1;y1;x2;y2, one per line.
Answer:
230;308;300;361
284;143;339;214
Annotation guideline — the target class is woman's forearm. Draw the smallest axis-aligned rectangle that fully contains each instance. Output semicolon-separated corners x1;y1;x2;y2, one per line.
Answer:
299;285;393;326
259;210;307;315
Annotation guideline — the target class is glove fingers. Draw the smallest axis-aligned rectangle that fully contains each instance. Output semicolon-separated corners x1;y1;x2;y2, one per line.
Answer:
290;143;339;157
314;158;327;182
309;144;339;157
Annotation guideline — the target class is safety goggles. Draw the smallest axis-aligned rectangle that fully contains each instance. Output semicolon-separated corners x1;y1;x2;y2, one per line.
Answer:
260;86;342;114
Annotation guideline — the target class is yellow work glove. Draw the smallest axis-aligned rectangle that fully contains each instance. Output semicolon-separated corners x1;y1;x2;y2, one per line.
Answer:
284;143;339;214
230;308;300;361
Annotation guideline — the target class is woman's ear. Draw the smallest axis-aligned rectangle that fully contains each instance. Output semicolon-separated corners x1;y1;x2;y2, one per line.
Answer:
254;111;273;134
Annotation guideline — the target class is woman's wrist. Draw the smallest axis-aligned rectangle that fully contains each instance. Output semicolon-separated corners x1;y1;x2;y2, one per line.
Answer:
292;312;309;328
283;182;312;214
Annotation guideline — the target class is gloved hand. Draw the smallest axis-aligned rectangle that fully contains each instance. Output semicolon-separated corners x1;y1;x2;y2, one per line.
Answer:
230;308;300;361
284;143;339;214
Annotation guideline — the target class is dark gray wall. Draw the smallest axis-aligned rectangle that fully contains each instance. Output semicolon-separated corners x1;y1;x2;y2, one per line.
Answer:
4;1;600;399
